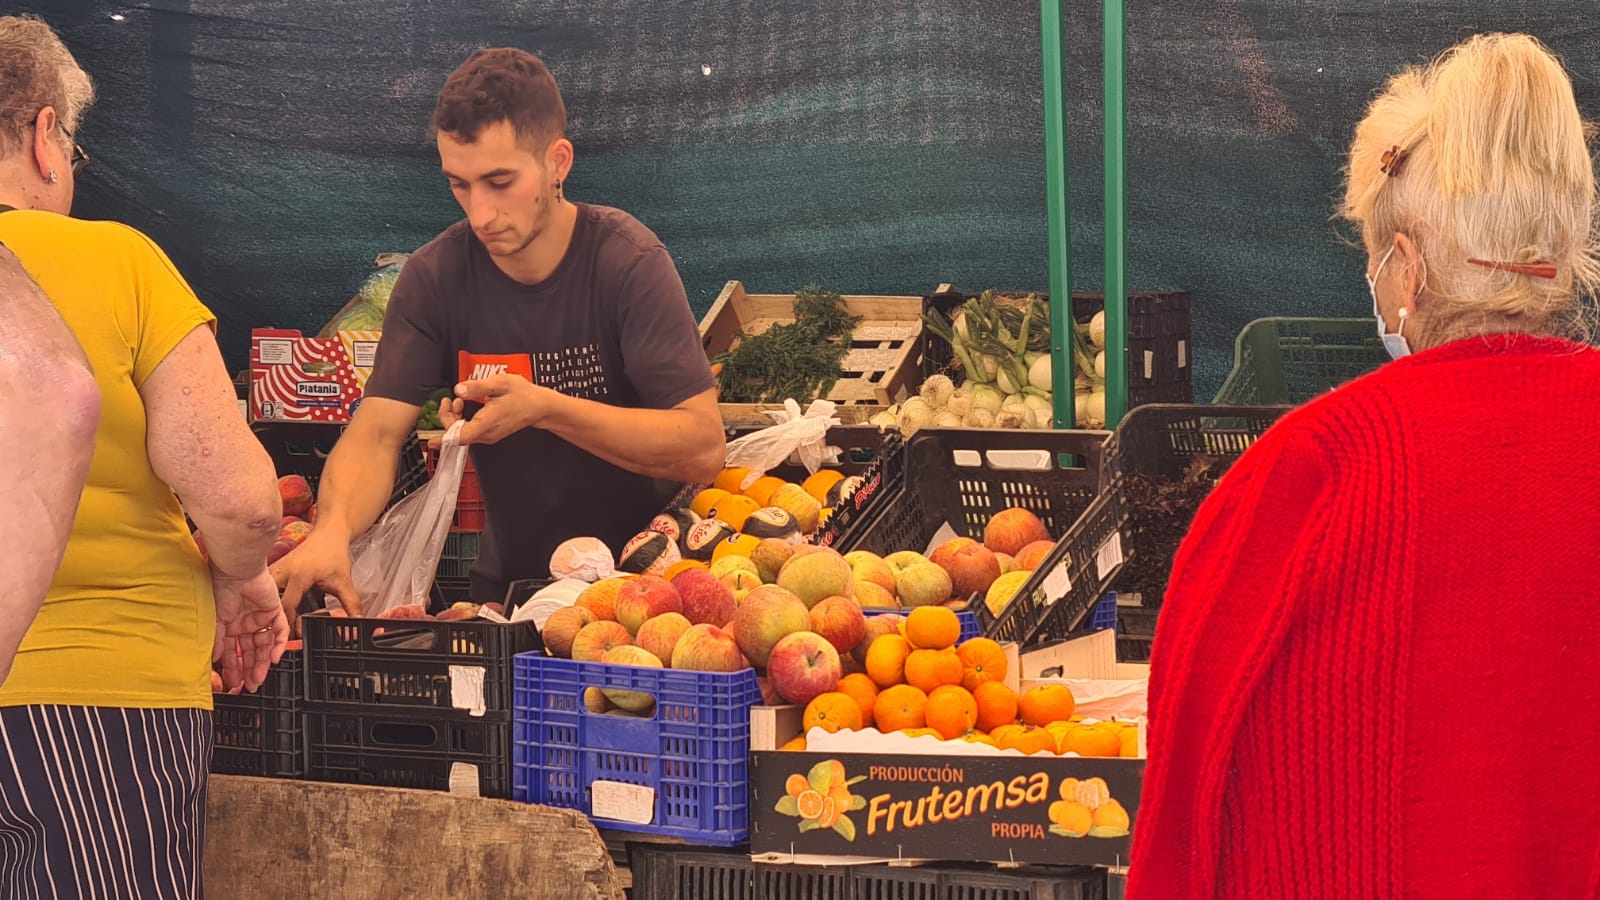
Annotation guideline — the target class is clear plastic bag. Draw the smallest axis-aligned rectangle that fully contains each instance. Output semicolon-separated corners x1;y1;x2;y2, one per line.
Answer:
722;399;843;487
344;420;467;616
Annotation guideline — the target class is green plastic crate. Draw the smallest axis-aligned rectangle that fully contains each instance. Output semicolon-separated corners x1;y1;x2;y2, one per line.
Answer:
1212;317;1390;405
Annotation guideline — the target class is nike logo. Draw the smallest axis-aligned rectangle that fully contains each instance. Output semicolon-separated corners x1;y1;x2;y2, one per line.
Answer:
468;363;509;380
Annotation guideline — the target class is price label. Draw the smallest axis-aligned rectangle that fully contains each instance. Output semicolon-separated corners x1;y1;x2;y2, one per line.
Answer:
591;781;656;825
1042;559;1072;606
1095;532;1125;581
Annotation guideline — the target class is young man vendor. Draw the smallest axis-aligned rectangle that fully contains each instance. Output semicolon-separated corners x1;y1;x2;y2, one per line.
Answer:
274;49;723;622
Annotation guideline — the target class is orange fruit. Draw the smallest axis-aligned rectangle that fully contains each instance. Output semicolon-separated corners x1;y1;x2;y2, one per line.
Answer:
973;681;1019;732
956;637;1008;691
803;692;864;734
663;559;708;581
802;470;845;504
785;773;810;797
835;673;879;728
1049;800;1093;836
710;533;761;563
990;722;1025;742
904;606;961;650
780;736;807;751
709;494;760;532
924;685;979;740
904;649;964;693
743;475;786;506
865;634;912;688
714;467;752;493
1062;723;1122;758
873;684;928;731
1120;726;1140;758
690;488;731;519
1018;684;1076;727
999;726;1057;755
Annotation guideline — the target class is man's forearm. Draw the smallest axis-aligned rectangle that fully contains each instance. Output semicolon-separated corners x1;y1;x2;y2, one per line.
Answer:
540;393;724;483
315;432;403;541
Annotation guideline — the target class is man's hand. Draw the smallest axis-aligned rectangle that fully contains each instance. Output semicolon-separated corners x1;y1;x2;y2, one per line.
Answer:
212;568;289;693
270;529;363;633
450;374;554;445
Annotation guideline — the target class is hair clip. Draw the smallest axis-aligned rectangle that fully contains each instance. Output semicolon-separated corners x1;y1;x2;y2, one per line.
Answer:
1466;258;1558;279
1379;145;1409;177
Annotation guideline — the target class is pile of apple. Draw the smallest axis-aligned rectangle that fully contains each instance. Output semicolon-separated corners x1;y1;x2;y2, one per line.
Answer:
193;474;318;566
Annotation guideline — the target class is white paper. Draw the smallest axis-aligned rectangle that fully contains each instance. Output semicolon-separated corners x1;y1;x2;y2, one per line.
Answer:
476;606;510;624
591;781;656;825
1041;558;1072;606
1143;350;1154;380
922;522;961;557
350;340;378;367
1095;532;1125;581
257;338;294;365
449;665;487;717
448;762;480;797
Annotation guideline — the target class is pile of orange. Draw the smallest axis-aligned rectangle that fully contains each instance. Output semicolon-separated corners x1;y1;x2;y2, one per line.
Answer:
791;606;1139;757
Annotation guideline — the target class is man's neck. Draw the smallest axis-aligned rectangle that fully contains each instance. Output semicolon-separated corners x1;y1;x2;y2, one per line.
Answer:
488;200;580;285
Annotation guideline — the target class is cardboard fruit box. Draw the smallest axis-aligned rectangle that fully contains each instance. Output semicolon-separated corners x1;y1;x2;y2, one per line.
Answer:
748;630;1146;868
702;281;926;423
249;328;380;424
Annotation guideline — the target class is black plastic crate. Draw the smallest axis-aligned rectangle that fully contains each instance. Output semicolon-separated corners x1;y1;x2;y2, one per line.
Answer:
814;432;906;549
829;427;1108;558
252;421;428;506
1099;404;1290;609
437;531;480;580
304;707;510;798
626;844;1107;900
1115;605;1159;664
211;649;305;778
922;290;1193;410
301;612;541;714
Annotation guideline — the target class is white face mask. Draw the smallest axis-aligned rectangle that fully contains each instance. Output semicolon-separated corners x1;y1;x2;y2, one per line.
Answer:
1366;245;1412;359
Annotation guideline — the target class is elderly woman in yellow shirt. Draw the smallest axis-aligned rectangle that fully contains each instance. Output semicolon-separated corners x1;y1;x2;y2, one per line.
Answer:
0;14;286;898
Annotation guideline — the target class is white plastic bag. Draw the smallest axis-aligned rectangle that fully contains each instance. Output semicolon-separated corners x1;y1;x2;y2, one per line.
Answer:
722;399;843;486
344;420;468;617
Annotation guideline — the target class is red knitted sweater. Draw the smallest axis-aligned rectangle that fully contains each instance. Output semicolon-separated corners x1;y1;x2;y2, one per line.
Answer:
1128;334;1600;898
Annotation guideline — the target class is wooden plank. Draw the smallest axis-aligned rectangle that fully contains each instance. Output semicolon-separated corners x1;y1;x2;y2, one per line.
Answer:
204;776;623;900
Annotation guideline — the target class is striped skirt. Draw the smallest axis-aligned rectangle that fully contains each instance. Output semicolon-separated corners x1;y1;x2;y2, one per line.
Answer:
0;705;211;899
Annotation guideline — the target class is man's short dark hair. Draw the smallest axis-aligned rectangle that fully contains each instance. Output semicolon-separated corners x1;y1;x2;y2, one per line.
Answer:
431;48;566;149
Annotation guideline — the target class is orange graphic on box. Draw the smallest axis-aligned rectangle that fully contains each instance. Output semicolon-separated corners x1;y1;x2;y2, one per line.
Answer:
773;760;867;841
1047;777;1130;839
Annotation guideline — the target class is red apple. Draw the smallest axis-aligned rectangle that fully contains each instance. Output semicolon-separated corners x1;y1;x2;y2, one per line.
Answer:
843;551;897;595
929;538;1001;602
670;623;748;673
756;675;783;705
672;569;738;627
809;595;866;655
766;631;842;705
984;507;1052;557
571;620;632;662
729;585;810;668
376;604;428;620
435;602;480;621
541;606;596;659
280;520;313;545
278;474;314;518
853;581;897;609
895;562;954;608
636;612;691;665
1013;539;1056;572
614;575;682;635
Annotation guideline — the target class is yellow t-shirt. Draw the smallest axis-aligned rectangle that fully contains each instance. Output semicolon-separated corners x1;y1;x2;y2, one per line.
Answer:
0;211;217;710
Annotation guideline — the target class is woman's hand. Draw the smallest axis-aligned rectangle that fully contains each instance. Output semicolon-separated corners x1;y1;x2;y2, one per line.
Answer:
212;568;289;693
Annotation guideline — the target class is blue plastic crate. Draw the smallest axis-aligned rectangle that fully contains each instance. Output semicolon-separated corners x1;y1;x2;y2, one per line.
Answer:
862;607;980;643
512;654;763;846
1087;592;1119;634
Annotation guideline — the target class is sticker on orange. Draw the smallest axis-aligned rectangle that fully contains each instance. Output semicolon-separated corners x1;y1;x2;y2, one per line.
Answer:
458;351;534;383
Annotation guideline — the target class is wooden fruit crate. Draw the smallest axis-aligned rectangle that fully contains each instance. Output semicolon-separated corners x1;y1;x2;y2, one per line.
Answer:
700;281;925;413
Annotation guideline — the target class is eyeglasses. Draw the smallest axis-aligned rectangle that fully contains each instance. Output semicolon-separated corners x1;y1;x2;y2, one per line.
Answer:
59;125;88;175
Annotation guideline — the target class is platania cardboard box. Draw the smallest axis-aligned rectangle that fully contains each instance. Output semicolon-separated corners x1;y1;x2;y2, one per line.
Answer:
250;328;380;423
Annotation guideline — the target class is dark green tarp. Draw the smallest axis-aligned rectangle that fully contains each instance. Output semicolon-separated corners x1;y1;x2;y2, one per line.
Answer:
16;1;1598;395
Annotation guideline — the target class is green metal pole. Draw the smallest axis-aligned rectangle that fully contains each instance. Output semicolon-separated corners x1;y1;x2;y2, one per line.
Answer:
1103;0;1128;426
1041;0;1075;428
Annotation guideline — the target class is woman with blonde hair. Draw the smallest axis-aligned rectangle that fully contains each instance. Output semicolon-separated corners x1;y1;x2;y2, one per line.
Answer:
1129;34;1600;897
0;15;285;896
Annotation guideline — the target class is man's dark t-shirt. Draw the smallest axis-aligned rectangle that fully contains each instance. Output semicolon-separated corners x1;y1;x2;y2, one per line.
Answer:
363;204;714;602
